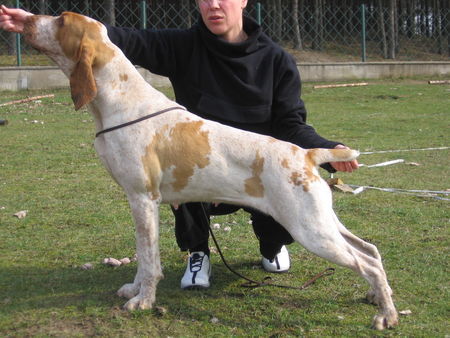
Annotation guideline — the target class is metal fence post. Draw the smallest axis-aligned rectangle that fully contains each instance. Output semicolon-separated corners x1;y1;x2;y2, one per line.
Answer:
255;2;261;26
361;3;366;62
16;0;22;66
140;0;147;29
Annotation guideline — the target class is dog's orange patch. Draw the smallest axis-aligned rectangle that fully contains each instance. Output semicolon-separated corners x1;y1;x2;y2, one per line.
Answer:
244;151;265;198
119;74;128;82
303;150;321;190
52;12;116;109
281;158;290;169
142;121;211;198
56;12;115;67
289;172;303;186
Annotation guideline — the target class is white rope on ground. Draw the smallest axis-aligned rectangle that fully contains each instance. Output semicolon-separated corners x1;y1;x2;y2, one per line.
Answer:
330;146;450;200
348;185;450;201
359;159;404;168
360;146;450;155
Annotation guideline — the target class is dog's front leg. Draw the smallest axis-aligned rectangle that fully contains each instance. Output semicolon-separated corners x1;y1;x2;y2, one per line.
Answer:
117;193;163;311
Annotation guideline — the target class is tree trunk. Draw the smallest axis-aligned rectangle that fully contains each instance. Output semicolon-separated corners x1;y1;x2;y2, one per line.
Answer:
182;0;191;28
292;0;303;49
312;0;323;50
406;0;414;38
84;0;91;16
434;0;443;54
38;0;46;14
5;0;16;55
378;0;388;58
445;0;450;56
388;0;396;59
275;0;282;42
103;0;115;26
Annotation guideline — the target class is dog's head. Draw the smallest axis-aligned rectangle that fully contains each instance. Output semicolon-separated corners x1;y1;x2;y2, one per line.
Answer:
24;12;115;110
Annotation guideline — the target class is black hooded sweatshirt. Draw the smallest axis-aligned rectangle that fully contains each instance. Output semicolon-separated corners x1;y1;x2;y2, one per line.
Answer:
106;16;339;170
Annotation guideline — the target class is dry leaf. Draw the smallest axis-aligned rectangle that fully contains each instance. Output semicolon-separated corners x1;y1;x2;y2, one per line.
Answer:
326;178;344;186
334;184;355;193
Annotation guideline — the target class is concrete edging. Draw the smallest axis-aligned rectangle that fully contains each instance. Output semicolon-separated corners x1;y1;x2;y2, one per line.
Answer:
297;61;450;82
0;61;449;91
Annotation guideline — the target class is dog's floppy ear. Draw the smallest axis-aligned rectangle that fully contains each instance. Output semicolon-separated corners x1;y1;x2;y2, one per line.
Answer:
69;33;97;110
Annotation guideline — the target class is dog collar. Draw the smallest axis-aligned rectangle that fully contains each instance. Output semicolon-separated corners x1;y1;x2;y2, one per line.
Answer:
95;106;184;138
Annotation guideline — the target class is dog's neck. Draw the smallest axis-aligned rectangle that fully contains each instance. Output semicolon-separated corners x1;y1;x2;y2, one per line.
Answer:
87;44;177;134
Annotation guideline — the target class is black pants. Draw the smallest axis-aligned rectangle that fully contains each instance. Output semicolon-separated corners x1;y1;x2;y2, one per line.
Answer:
172;202;294;260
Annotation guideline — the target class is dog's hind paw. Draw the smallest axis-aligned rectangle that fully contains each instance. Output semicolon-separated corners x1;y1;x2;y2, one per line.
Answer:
371;310;398;330
123;295;154;311
117;283;140;299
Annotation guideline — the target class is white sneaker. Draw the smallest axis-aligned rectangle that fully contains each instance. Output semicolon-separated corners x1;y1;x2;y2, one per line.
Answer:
261;245;290;273
180;251;211;289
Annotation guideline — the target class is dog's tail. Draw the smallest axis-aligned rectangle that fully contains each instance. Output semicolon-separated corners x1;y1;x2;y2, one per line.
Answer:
307;148;359;166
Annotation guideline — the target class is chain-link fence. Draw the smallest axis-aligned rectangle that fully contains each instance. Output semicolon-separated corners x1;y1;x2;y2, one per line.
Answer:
0;0;448;66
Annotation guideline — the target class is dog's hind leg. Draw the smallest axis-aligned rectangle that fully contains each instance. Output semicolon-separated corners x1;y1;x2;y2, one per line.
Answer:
117;193;163;311
333;215;393;305
289;211;398;330
334;215;381;261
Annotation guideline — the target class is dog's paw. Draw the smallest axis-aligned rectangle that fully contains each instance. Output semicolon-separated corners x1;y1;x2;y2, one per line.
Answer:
123;295;154;311
117;283;140;299
371;310;398;330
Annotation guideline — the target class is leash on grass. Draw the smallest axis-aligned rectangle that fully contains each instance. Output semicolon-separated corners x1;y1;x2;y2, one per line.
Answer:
202;205;335;290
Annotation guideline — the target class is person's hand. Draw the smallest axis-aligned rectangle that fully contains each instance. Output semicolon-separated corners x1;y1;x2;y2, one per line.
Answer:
0;5;33;33
330;144;359;172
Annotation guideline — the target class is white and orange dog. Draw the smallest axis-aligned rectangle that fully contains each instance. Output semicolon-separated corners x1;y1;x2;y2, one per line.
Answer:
22;12;397;329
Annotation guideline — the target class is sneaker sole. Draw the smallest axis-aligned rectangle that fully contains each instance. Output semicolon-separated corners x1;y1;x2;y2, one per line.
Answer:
263;267;290;273
181;284;210;290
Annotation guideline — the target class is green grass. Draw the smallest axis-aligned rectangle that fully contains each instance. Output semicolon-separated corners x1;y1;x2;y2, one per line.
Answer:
0;79;449;336
0;54;54;67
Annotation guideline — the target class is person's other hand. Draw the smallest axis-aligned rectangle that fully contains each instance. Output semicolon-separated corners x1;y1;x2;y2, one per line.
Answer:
0;5;33;33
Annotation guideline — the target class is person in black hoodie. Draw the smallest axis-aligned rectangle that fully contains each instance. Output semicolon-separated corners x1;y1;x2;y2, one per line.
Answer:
0;1;358;289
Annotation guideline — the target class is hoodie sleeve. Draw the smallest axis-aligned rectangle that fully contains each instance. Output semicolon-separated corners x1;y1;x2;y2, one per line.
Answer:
105;24;192;78
271;53;339;148
271;53;340;172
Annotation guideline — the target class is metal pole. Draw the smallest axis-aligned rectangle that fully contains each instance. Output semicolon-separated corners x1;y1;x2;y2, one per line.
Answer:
256;2;261;26
361;3;366;62
16;0;22;66
140;0;147;29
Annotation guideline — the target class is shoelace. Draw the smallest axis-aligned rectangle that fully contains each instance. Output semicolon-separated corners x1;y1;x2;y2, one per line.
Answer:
190;253;204;273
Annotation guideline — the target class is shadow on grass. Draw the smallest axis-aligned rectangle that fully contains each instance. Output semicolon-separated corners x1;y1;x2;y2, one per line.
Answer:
0;258;338;311
0;260;382;336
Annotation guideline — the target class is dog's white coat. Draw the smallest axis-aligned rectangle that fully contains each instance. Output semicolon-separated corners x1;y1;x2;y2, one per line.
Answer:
23;12;398;329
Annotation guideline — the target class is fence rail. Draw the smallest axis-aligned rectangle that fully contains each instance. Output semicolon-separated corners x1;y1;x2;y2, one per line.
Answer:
0;0;448;67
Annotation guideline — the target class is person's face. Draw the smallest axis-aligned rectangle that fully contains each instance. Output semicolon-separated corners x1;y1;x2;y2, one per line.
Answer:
197;0;248;43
